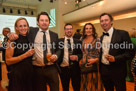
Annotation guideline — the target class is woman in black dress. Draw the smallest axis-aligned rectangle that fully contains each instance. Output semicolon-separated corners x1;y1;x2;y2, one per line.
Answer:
6;17;35;91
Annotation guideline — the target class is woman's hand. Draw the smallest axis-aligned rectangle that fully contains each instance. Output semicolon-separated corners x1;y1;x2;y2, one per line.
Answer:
87;58;97;65
25;49;35;57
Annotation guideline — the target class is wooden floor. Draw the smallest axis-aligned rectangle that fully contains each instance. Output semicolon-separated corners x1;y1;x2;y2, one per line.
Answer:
0;63;135;91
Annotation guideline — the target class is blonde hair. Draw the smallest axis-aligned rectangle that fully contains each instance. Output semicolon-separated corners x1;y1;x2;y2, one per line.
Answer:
129;28;136;38
14;17;29;35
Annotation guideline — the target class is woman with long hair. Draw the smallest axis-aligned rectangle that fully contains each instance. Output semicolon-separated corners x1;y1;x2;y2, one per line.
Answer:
80;23;103;91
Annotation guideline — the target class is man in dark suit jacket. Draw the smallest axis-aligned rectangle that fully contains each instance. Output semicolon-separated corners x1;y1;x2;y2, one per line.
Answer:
73;29;82;40
99;13;135;91
8;12;60;91
57;23;82;91
0;27;11;81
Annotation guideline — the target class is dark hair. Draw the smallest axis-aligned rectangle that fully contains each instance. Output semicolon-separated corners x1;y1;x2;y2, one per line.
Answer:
37;12;51;22
82;23;98;39
64;23;73;29
3;27;11;32
76;29;81;33
100;13;113;21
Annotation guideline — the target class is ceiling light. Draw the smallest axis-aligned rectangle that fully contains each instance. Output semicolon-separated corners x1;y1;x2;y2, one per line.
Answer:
18;9;21;14
3;8;6;13
10;8;13;13
50;0;53;3
31;11;34;15
25;10;28;15
65;2;67;4
99;0;104;6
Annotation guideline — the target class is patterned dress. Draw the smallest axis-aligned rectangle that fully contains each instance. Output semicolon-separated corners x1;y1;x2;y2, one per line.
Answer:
80;38;104;91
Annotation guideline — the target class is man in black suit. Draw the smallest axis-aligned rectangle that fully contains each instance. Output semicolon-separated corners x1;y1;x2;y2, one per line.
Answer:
0;27;11;81
28;12;60;91
99;13;135;91
1;28;11;61
9;12;60;91
57;23;82;91
73;29;82;40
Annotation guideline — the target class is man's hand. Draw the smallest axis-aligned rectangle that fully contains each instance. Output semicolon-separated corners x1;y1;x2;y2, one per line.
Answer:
50;54;57;62
70;55;78;61
9;33;19;41
105;54;115;62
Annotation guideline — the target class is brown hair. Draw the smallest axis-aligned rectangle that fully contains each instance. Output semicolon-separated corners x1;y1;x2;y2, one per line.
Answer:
82;23;98;39
64;23;73;29
37;12;51;23
14;17;29;35
100;13;113;21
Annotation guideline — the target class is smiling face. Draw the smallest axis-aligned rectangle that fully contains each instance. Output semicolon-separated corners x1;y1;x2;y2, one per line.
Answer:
15;19;29;36
37;15;50;31
100;15;113;32
3;28;10;36
85;24;93;36
64;25;73;38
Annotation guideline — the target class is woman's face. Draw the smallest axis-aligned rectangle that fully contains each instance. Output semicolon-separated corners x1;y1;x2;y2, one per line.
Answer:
85;24;93;36
16;19;29;36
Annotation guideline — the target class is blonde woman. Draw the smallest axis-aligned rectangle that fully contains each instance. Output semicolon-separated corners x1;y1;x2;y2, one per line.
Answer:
6;17;34;91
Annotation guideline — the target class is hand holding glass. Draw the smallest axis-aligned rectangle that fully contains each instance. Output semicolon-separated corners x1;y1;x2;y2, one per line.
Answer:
46;52;53;65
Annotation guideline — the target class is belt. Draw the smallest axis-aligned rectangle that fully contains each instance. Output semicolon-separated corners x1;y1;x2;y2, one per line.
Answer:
33;64;54;69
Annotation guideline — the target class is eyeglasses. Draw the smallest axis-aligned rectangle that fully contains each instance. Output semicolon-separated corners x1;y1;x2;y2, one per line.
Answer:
65;28;73;30
3;31;10;32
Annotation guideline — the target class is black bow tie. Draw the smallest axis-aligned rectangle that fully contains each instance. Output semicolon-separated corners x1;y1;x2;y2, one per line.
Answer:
103;32;109;36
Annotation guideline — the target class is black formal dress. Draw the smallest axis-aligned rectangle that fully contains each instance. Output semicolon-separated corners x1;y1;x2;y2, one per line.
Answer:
8;34;33;91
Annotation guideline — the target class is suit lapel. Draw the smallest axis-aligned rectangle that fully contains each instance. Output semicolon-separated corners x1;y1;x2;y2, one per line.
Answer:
32;28;39;43
109;28;117;54
27;27;39;43
110;28;116;45
49;30;53;43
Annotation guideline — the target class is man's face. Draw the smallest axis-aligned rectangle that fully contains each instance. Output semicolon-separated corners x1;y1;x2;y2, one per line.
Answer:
64;25;73;38
38;15;50;31
100;15;113;32
3;29;10;36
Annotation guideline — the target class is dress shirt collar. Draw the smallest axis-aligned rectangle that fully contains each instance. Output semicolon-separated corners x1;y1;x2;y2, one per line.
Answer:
103;27;113;36
39;28;49;34
64;36;73;41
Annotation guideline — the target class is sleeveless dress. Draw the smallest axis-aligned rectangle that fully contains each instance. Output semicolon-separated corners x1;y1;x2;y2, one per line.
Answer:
80;38;104;91
8;34;33;91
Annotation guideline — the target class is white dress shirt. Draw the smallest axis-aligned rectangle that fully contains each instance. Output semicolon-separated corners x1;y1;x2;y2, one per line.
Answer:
60;37;73;67
33;28;51;66
102;27;114;65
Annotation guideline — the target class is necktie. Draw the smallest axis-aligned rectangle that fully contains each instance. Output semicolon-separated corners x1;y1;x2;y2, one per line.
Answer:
42;31;48;64
103;32;109;36
67;39;72;52
67;39;72;65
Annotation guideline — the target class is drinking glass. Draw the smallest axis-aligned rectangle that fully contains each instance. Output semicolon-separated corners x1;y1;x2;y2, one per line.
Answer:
46;52;53;65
